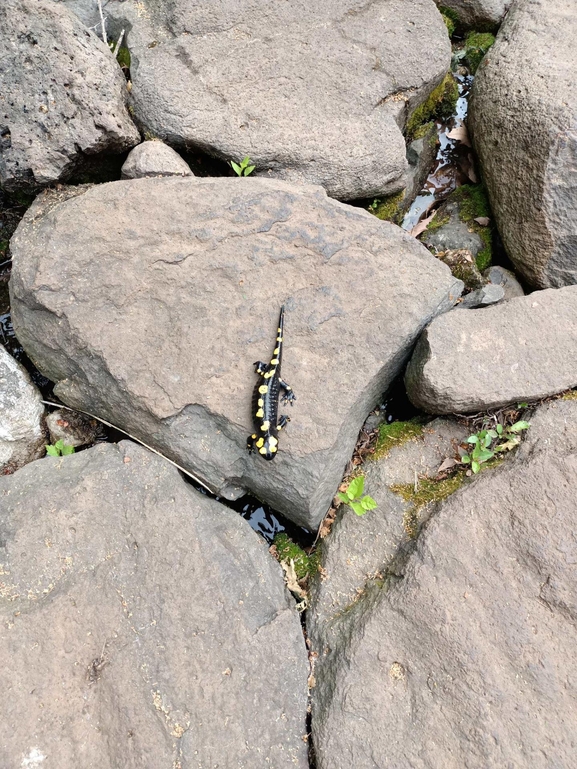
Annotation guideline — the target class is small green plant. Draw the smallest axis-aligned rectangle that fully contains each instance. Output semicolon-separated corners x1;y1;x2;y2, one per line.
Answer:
338;475;377;516
46;439;75;457
231;156;255;177
461;421;530;473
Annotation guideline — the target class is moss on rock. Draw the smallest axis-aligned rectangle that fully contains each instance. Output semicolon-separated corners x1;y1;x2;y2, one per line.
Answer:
369;190;406;223
449;184;493;271
390;472;467;537
464;31;495;74
406;73;458;141
272;533;318;582
373;419;425;461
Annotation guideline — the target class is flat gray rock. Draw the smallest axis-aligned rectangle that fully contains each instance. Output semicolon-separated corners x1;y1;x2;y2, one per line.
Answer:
434;0;511;27
121;140;193;179
405;286;577;413
469;0;577;287
0;344;46;472
0;0;139;191
311;398;577;768
457;282;504;308
61;0;450;200
0;441;309;768
485;264;525;300
10;177;462;529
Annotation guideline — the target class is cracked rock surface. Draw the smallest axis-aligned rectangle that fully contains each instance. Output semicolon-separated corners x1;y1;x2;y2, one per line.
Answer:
60;0;450;200
433;0;511;27
9;177;462;529
0;0;139;191
0;441;309;768
309;398;577;769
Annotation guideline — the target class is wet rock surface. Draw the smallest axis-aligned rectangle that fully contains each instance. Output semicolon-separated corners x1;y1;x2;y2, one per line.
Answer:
0;0;138;191
10;176;462;529
0;441;309;768
0;344;46;473
62;0;451;200
310;398;577;769
469;0;577;287
121;140;194;180
405;286;577;413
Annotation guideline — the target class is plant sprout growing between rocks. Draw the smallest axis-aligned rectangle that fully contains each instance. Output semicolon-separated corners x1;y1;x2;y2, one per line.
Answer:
45;439;75;457
460;420;530;473
231;156;256;176
338;475;377;516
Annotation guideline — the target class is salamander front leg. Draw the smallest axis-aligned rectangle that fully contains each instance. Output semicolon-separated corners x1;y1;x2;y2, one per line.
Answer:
279;378;296;405
277;415;291;431
253;361;269;375
247;433;257;454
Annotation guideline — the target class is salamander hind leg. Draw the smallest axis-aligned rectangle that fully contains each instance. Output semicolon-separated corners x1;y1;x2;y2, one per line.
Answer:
277;415;291;430
247;434;258;453
279;378;296;405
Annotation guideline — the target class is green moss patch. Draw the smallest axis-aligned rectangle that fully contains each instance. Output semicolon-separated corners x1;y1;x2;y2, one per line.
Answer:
464;31;495;74
116;46;131;69
272;533;319;582
449;184;493;271
390;472;467;537
373;419;425;461
406;73;458;141
441;13;456;37
370;190;405;223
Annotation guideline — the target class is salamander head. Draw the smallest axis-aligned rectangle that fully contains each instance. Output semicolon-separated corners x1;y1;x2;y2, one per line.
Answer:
258;435;278;460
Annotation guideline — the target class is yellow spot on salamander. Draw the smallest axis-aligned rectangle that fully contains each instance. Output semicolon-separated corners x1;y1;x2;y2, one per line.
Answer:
256;408;264;418
251;434;257;439
256;437;264;448
257;398;264;407
273;348;280;355
268;436;278;447
270;358;279;365
264;370;274;379
278;328;282;333
276;336;283;343
260;420;270;431
269;445;277;453
259;446;268;455
259;385;268;394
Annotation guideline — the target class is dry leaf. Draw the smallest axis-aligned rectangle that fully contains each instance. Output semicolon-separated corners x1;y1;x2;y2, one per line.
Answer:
410;209;437;238
280;559;307;601
437;457;459;474
446;123;471;147
474;216;490;226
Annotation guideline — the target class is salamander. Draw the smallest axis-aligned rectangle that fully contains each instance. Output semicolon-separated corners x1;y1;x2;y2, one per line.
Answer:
247;305;296;460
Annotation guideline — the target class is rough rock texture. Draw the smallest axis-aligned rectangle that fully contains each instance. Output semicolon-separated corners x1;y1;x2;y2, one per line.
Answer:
0;0;139;191
0;344;46;472
435;0;511;27
310;398;577;768
404;124;439;211
485;264;525;300
422;201;484;258
10;177;462;529
457;281;504;308
121;141;193;180
60;0;450;200
437;247;484;289
469;0;577;287
0;441;309;768
405;286;577;413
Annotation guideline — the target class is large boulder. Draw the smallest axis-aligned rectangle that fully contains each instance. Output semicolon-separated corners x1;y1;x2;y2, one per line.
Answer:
0;441;309;768
9;177;462;529
469;0;577;287
59;0;451;200
0;0;139;192
0;344;46;472
310;398;577;768
434;0;511;28
405;286;577;413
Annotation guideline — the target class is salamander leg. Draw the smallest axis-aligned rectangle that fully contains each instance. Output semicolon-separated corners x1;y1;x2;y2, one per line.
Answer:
277;415;291;431
279;378;296;405
253;361;269;375
247;434;257;453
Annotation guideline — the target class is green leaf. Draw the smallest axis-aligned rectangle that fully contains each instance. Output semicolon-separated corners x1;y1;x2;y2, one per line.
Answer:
476;448;495;463
461;454;471;464
61;444;75;456
337;492;350;504
467;435;479;444
361;495;378;511
487;429;498;440
517;402;528;409
347;476;365;500
509;420;530;433
46;445;59;456
231;161;242;176
350;501;367;516
496;424;504;435
471;460;480;473
54;439;65;451
241;156;250;166
244;165;255;176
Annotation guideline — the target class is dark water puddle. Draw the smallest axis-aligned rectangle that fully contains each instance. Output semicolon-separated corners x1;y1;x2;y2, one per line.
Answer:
402;72;474;232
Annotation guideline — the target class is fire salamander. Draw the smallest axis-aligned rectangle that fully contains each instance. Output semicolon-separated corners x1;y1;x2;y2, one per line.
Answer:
247;305;296;460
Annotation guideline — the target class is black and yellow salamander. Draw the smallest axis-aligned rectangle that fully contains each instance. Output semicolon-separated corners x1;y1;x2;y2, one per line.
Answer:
247;305;296;460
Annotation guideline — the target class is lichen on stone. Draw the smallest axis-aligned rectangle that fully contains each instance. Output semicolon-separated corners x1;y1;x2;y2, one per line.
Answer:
406;72;459;141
